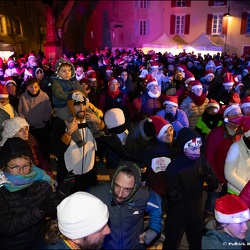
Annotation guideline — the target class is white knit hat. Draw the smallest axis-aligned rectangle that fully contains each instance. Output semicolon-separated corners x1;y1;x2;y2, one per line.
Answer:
57;192;109;240
0;117;29;146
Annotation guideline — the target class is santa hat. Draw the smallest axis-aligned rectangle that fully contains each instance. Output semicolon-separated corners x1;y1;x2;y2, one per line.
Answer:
215;194;250;223
139;65;145;71
215;61;223;71
57;192;109;240
149;115;172;139
234;81;244;92
219;104;241;119
76;66;84;74
223;72;235;86
184;71;195;85
108;77;118;86
0;117;29;146
229;92;241;105
139;69;148;78
87;71;96;81
230;116;250;138
242;67;250;75
206;99;220;113
150;61;159;69
42;58;49;69
28;52;36;61
177;64;187;72
144;74;158;89
241;95;250;109
4;76;17;86
203;70;214;80
7;58;14;66
191;80;202;90
106;65;113;73
163;95;178;107
87;67;95;74
184;137;202;150
0;84;9;98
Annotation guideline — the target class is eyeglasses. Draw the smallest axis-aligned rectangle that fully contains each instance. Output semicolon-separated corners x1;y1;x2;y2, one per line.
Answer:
7;163;31;173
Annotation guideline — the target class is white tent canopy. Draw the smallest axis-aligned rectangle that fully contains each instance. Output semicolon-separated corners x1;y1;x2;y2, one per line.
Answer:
0;41;14;51
183;32;222;51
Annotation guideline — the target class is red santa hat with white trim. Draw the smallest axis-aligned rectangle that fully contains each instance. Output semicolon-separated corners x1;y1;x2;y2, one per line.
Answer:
108;77;118;86
163;95;178;107
87;71;96;81
0;84;9;98
215;194;250;223
184;71;195;85
228;92;241;106
206;99;220;113
106;65;113;73
144;74;158;89
223;72;235;87
150;61;159;69
149;115;172;139
4;76;17;86
230;116;250;138
240;95;250;109
203;70;214;80
190;80;202;90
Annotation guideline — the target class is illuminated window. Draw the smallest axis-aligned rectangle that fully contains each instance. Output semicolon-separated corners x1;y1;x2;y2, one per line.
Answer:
212;14;223;34
210;0;226;6
176;0;186;7
175;15;185;35
139;20;146;36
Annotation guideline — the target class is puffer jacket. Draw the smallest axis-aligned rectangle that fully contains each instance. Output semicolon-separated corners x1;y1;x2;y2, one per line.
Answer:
0;180;57;249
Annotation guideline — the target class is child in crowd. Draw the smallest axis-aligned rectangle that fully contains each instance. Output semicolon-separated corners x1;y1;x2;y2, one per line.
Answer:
50;58;104;147
18;77;52;161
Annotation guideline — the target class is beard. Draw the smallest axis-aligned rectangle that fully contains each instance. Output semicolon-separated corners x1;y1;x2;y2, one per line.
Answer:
75;236;105;250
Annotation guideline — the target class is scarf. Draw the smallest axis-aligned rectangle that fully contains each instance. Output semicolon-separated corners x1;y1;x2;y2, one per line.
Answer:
148;90;161;98
189;92;206;106
27;90;40;97
3;166;54;192
108;88;120;98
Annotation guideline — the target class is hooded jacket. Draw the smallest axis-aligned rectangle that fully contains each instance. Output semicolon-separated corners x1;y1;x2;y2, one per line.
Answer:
90;161;162;250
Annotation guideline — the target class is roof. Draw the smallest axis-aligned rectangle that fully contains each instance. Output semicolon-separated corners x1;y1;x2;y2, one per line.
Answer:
142;33;177;48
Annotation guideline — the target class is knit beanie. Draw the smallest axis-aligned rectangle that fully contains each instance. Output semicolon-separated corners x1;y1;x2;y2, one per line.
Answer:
57;192;109;239
0;137;33;168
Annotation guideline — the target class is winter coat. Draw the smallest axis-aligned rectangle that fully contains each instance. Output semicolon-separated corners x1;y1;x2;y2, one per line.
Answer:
225;136;250;194
0;180;56;249
202;229;250;249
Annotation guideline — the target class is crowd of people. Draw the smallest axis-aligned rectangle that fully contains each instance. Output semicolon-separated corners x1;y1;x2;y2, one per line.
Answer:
0;47;250;249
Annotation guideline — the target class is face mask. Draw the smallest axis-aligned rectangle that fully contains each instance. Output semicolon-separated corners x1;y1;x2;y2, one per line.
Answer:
184;151;200;160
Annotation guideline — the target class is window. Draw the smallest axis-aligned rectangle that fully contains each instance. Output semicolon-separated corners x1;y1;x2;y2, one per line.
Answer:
247;13;250;34
241;12;250;35
170;14;190;35
176;0;186;7
139;0;147;9
0;16;4;33
6;17;11;35
212;14;223;34
13;18;21;35
139;20;146;36
208;0;227;6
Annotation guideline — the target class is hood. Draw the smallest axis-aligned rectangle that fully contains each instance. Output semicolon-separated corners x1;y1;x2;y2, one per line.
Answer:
176;127;202;155
111;161;141;205
54;58;75;78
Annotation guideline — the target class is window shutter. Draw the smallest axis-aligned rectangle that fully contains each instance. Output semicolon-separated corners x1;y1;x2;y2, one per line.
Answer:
185;14;190;34
170;14;176;34
147;0;150;8
206;14;213;34
171;0;176;7
240;12;247;35
186;0;191;7
146;20;150;36
208;0;213;6
222;17;228;35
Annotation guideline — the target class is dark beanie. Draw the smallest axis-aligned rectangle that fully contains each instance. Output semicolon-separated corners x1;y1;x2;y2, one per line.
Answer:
143;118;156;138
0;137;33;168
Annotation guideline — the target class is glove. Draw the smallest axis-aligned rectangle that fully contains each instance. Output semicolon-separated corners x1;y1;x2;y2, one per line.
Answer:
38;194;60;214
72;92;84;102
57;170;75;197
164;112;176;123
144;229;158;245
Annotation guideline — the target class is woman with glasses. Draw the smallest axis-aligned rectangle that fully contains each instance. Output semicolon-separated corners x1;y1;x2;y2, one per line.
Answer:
0;137;74;249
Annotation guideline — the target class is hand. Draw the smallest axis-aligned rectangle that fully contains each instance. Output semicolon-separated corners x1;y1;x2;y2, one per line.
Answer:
164;112;176;123
65;117;78;136
57;170;75;197
72;92;84;102
140;229;158;245
85;112;99;123
38;194;60;214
